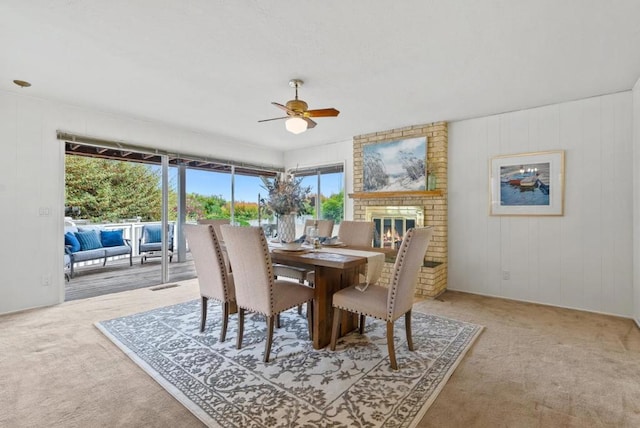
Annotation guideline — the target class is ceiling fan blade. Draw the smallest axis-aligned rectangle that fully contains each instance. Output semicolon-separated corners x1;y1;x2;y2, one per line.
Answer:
272;102;294;114
258;116;289;123
303;117;317;129
305;108;340;118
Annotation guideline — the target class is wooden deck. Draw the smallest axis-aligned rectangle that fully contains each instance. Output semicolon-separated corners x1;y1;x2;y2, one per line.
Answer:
65;254;197;301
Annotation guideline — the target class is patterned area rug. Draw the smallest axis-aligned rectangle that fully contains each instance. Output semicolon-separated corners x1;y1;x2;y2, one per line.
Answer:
96;300;482;427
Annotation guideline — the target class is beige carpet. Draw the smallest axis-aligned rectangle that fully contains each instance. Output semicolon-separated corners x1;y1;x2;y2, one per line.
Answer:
1;280;639;427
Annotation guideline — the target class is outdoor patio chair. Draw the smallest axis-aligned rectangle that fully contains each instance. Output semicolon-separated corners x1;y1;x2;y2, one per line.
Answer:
138;223;174;264
330;227;433;370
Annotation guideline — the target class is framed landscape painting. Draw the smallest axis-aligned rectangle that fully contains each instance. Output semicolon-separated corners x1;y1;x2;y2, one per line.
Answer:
363;137;426;192
490;150;565;216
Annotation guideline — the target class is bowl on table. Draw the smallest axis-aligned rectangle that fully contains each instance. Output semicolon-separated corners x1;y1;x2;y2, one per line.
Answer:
281;242;303;251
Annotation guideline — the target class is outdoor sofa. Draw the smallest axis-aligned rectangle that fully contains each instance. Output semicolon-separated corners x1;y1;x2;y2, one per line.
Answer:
64;225;132;278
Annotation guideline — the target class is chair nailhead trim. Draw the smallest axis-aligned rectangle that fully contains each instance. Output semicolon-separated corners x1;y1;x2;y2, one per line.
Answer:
387;228;414;320
332;304;385;321
210;227;231;301
259;231;276;313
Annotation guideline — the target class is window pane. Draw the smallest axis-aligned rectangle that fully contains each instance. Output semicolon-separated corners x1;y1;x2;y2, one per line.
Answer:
298;175;318;218
292;165;344;232
185;169;231;221
234;173;262;226
319;171;343;226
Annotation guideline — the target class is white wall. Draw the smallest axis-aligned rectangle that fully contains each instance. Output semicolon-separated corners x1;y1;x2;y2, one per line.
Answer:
284;139;354;221
448;92;634;317
633;79;640;326
4;88;636;318
0;90;283;315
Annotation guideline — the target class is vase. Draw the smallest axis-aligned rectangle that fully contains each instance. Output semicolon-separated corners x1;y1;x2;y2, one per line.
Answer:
427;173;437;191
277;214;296;243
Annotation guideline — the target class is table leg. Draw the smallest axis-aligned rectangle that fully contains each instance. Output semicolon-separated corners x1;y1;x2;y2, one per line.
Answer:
312;265;360;349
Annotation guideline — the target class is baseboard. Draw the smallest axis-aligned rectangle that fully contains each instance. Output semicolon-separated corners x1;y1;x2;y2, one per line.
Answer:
446;287;633;320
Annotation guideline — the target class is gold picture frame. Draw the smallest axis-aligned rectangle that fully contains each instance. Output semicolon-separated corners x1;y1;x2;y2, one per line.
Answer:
490;150;565;216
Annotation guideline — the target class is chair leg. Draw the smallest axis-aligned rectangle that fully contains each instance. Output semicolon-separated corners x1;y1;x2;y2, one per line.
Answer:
276;313;281;329
236;308;245;350
220;301;229;342
330;308;341;351
306;301;313;340
386;321;398;370
200;296;208;332
297;278;304;315
359;314;366;334
405;310;414;351
264;315;275;363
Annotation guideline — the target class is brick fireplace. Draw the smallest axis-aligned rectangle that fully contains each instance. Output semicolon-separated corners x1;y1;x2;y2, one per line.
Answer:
350;122;448;298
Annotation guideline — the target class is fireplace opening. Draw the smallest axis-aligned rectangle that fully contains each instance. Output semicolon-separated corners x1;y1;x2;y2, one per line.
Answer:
365;206;423;249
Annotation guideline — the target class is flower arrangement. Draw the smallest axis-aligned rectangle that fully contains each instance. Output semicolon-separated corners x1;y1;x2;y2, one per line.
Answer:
260;174;312;217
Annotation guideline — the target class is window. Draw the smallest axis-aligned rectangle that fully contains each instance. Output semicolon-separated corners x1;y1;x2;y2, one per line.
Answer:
291;164;344;226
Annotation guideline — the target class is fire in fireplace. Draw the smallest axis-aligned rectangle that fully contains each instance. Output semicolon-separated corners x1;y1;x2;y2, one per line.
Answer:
365;206;424;249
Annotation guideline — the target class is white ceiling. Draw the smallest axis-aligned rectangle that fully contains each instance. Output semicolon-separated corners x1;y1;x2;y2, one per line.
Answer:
2;1;640;151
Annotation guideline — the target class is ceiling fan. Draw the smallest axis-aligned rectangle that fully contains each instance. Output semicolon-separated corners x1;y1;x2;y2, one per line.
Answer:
258;79;340;134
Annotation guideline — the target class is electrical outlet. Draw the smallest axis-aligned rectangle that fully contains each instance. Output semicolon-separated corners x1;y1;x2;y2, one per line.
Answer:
38;207;51;217
502;270;510;280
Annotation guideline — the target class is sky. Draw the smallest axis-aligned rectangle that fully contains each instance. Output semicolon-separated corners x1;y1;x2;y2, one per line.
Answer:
166;167;343;202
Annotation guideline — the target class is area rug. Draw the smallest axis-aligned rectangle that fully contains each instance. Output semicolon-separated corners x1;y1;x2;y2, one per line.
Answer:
96;300;482;427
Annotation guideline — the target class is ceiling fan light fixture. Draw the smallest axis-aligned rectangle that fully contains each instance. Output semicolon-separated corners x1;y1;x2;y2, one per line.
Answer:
285;116;307;134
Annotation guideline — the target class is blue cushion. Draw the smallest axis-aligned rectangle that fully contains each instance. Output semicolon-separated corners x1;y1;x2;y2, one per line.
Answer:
75;230;103;251
144;225;162;243
64;232;81;252
100;229;125;247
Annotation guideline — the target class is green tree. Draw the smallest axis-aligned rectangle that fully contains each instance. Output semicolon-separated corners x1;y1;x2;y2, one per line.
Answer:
321;191;344;224
183;193;230;222
233;201;259;225
65;156;165;222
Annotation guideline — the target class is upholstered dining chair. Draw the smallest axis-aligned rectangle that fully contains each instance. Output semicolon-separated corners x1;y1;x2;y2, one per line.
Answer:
183;224;235;342
330;227;433;370
304;220;376;290
337;220;375;247
197;219;232;270
220;225;314;363
273;218;334;286
310;219;335;238
197;219;230;242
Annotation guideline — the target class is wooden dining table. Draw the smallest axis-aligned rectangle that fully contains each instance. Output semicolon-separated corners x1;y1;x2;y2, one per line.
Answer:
270;246;387;349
